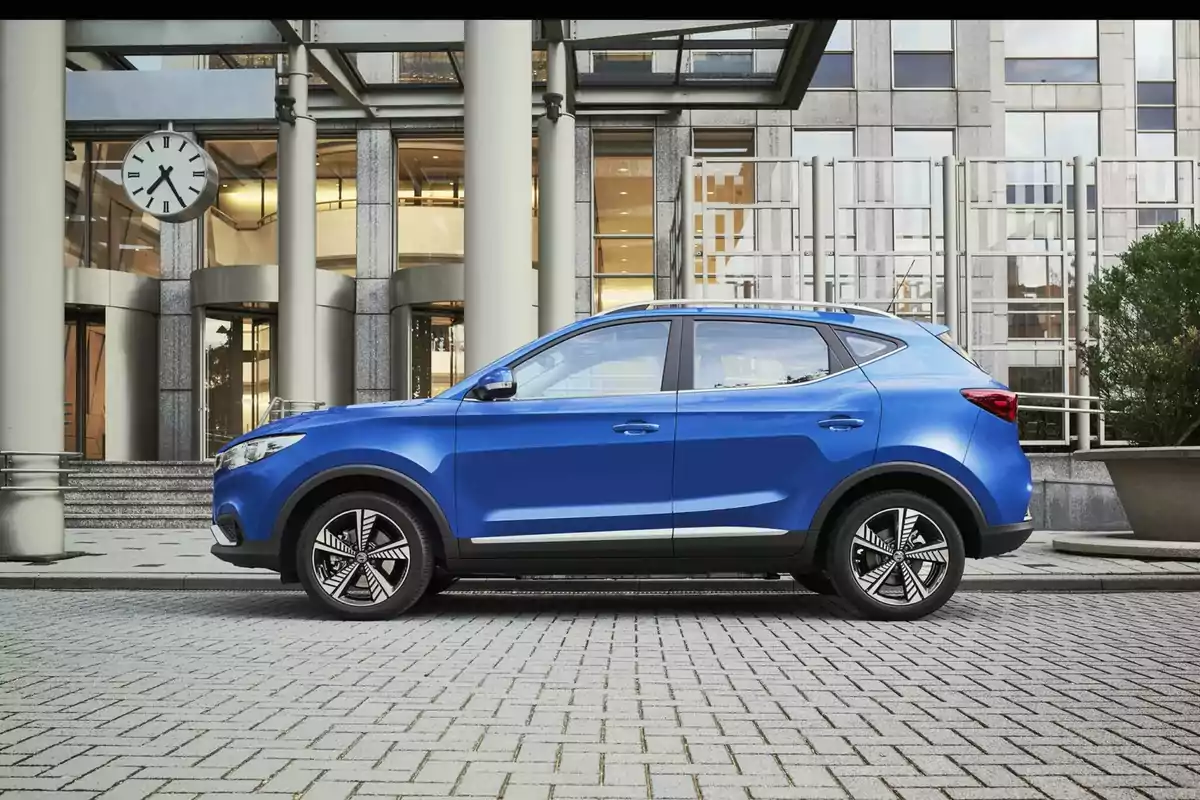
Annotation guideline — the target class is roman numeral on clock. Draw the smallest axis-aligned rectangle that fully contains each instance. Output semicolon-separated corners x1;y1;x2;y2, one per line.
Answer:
162;200;169;214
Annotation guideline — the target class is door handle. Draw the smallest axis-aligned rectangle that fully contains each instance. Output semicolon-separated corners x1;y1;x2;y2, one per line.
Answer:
818;417;864;430
613;422;660;435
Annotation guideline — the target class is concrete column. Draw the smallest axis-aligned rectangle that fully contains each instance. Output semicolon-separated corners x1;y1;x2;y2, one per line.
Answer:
277;43;318;402
464;20;535;372
536;40;575;336
0;20;66;558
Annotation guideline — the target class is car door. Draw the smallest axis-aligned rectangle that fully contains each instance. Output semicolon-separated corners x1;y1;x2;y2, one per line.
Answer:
672;315;882;558
455;316;681;559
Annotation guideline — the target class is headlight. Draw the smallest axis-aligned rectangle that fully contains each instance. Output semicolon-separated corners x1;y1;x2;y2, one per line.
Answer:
216;434;304;472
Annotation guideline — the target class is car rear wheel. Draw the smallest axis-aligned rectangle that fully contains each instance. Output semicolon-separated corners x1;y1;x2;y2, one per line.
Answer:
825;490;965;621
296;491;434;620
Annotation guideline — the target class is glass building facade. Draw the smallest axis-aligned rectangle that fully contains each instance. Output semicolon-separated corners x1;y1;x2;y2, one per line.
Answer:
36;19;1200;461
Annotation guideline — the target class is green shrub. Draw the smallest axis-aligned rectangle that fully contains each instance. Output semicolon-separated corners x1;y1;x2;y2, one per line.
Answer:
1080;221;1200;447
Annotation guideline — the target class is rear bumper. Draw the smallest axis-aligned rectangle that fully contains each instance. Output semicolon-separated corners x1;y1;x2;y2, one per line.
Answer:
975;519;1034;558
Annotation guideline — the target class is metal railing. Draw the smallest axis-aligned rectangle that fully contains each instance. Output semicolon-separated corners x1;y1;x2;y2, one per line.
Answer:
0;451;82;493
258;397;326;427
673;154;1197;451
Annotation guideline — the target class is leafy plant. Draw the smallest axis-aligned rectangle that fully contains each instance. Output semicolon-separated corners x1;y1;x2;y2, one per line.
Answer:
1080;221;1200;447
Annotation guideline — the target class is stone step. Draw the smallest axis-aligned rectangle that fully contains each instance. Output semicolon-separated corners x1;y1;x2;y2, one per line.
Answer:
65;517;210;530
65;491;212;505
64;505;210;520
68;476;213;490
72;462;214;478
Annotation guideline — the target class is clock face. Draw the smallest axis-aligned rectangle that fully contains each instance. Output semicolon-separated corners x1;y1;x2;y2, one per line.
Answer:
121;131;219;223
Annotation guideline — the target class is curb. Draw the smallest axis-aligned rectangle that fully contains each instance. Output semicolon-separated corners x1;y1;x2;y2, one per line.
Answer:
2;573;1200;593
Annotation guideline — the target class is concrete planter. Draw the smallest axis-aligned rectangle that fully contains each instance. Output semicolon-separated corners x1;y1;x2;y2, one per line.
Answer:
1074;447;1200;542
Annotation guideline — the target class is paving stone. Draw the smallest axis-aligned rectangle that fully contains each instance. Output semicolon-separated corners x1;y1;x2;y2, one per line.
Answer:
2;591;1200;800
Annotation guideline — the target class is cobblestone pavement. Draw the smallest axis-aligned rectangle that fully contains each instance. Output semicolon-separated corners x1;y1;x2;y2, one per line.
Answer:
2;590;1200;800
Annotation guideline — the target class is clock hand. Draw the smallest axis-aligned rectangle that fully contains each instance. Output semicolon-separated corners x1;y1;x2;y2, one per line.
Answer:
163;171;186;208
145;169;167;196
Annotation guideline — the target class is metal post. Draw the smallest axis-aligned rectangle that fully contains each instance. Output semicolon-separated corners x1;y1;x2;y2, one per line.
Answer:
943;155;960;344
465;20;535;372
536;40;575;336
0;20;66;558
277;42;317;403
1072;155;1092;452
811;155;827;303
680;155;695;299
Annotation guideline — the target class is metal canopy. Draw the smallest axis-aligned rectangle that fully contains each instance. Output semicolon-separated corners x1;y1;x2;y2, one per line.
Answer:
64;19;835;113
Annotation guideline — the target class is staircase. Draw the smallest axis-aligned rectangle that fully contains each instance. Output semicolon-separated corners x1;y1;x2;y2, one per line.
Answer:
65;461;213;529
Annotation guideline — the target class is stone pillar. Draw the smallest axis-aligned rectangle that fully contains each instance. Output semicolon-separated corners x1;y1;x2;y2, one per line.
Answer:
536;40;576;336
0;20;66;558
355;123;396;404
160;130;201;460
277;43;318;402
464;20;535;372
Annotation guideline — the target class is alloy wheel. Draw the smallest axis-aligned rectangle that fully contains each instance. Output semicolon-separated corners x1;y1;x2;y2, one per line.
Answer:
310;509;411;607
849;507;950;607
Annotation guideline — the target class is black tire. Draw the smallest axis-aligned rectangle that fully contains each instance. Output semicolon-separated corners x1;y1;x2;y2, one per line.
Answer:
825;490;965;621
296;491;434;620
791;571;838;595
424;570;460;597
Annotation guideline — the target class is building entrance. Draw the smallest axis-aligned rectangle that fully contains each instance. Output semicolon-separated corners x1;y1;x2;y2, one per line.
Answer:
63;309;106;460
410;303;464;399
200;311;275;459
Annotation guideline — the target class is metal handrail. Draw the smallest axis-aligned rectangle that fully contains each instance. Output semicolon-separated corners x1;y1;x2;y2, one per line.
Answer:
0;450;82;492
598;298;901;319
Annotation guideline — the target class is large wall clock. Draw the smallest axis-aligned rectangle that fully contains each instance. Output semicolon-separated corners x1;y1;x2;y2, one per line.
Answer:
121;130;220;223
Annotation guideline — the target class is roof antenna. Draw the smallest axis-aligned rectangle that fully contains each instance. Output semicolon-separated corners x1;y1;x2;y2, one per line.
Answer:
886;257;918;316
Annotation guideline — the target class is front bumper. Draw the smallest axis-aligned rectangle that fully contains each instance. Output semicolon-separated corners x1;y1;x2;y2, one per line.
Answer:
975;518;1034;558
209;519;280;572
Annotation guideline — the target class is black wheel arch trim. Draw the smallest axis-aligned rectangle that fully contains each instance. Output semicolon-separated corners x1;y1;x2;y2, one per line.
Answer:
271;464;459;559
809;461;989;539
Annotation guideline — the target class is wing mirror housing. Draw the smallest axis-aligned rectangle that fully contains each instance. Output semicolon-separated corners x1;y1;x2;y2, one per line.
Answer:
471;367;516;401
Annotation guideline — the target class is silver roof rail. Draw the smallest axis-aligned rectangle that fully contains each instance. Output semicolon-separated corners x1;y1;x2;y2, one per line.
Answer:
598;298;901;319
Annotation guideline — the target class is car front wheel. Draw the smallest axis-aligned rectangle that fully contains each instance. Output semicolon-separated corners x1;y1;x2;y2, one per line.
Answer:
296;491;434;620
825;490;965;621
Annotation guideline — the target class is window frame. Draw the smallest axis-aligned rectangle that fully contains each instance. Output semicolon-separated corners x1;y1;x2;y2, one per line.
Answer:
678;315;856;393
498;316;683;402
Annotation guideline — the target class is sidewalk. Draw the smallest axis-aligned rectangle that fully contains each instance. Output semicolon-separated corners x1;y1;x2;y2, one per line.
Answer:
1;528;1198;592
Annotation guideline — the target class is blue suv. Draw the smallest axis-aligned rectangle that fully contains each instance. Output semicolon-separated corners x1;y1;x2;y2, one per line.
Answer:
210;300;1033;621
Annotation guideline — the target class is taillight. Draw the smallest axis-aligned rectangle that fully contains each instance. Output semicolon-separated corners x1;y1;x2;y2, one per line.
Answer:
962;388;1018;423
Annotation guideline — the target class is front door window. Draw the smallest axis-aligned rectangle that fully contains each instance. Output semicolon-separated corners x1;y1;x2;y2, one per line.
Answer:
511;320;672;400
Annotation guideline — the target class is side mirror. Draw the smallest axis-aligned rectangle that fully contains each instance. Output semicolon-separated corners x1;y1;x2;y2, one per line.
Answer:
471;367;516;401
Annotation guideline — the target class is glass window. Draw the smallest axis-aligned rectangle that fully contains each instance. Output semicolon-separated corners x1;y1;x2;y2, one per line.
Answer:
1004;21;1098;58
839;331;899;362
1137;107;1176;132
893;130;954;159
1005;59;1098;84
693;320;836;390
810;53;854;89
512;320;671;400
594;129;655;313
691;129;754;290
63;142;162;276
792;130;855;158
894;53;954;89
1137;82;1176;105
827;20;853;52
892;21;953;89
1135;20;1174;81
892;21;953;52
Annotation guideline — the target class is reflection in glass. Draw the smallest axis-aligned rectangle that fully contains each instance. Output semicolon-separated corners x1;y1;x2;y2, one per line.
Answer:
62;142;162;275
203;315;274;458
692;129;755;295
410;305;464;399
1134;20;1174;81
893;53;954;89
203;139;357;274
1004;21;1097;58
594;277;655;312
512;320;670;400
826;20;853;52
593;130;654;312
1005;58;1098;84
811;53;854;89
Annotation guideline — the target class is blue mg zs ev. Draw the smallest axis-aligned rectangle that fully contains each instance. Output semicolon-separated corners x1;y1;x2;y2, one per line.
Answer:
210;300;1034;622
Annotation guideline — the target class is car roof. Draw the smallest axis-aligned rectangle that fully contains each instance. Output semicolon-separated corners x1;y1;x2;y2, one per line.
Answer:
592;304;927;339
